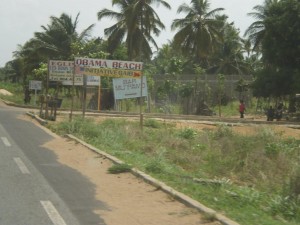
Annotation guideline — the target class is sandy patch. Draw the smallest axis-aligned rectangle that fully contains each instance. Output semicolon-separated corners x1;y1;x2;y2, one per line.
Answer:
0;89;13;96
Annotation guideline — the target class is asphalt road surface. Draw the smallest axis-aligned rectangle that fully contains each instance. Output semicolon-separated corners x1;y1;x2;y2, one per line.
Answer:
0;104;106;225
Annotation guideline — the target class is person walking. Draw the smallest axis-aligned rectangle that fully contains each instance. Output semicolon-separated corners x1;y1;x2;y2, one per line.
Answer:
239;100;246;118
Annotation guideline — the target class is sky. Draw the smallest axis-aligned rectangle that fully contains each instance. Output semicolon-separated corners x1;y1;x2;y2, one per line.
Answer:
0;0;264;67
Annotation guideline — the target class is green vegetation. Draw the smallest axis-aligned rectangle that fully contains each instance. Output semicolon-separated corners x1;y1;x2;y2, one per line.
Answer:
0;0;298;223
1;0;299;116
48;116;300;225
108;163;132;174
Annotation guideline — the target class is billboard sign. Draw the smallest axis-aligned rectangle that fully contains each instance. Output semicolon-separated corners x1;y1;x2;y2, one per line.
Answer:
113;77;148;100
74;57;143;78
48;60;100;86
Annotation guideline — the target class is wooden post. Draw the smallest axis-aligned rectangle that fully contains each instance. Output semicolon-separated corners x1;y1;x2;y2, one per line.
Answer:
82;75;87;118
69;63;75;122
98;78;101;111
139;75;143;130
45;60;49;119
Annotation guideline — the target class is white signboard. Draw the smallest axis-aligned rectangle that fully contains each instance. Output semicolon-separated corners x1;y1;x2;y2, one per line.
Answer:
75;57;143;78
29;80;42;90
86;76;101;86
113;77;148;100
48;60;100;86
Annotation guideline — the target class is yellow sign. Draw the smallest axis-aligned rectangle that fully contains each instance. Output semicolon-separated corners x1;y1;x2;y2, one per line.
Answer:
75;66;141;78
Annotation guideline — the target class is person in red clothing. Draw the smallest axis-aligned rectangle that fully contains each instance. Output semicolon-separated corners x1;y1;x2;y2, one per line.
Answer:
239;100;246;118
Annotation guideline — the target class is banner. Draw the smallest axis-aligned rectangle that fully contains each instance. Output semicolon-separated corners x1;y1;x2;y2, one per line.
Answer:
74;57;143;78
113;77;148;100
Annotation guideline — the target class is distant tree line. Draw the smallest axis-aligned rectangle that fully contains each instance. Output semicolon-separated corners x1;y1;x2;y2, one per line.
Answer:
0;0;298;112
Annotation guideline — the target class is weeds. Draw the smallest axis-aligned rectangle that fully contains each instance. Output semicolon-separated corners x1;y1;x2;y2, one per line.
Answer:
145;159;165;174
268;195;300;221
202;212;217;222
49;116;300;225
107;163;132;174
289;166;300;198
212;124;233;138
177;127;197;139
144;118;161;128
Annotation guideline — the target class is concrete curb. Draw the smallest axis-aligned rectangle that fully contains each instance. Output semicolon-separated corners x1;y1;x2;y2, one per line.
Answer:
26;112;48;125
66;134;240;225
1;99;38;109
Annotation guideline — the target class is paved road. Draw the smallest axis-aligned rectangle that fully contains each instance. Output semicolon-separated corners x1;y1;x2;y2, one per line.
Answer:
0;104;106;225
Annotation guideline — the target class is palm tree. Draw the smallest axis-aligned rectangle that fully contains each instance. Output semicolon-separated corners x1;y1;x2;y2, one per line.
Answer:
244;0;279;52
97;0;171;61
33;13;94;60
10;13;94;87
11;41;44;85
171;0;224;65
209;23;248;75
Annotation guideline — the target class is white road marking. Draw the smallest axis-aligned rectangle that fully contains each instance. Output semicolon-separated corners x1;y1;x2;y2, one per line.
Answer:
40;201;67;225
1;137;11;147
13;157;30;174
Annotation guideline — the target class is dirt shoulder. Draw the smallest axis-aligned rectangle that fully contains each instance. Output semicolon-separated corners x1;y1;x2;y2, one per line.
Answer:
21;114;221;225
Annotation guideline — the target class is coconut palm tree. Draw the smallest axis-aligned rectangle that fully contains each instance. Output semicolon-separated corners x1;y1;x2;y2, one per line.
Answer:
10;13;94;86
97;0;171;61
244;0;279;52
209;23;248;75
171;0;224;65
33;13;94;60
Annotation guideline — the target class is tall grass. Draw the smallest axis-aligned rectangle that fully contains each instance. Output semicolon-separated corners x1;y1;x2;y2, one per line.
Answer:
48;116;300;225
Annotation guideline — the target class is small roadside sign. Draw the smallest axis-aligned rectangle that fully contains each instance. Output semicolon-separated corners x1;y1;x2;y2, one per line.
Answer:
113;77;148;100
29;80;42;106
29;80;42;90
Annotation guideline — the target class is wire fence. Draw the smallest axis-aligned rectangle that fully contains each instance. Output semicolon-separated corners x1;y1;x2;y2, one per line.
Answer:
40;74;253;116
84;74;253;115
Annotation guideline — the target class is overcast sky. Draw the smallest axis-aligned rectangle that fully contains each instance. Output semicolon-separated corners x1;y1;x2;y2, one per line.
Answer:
0;0;264;67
